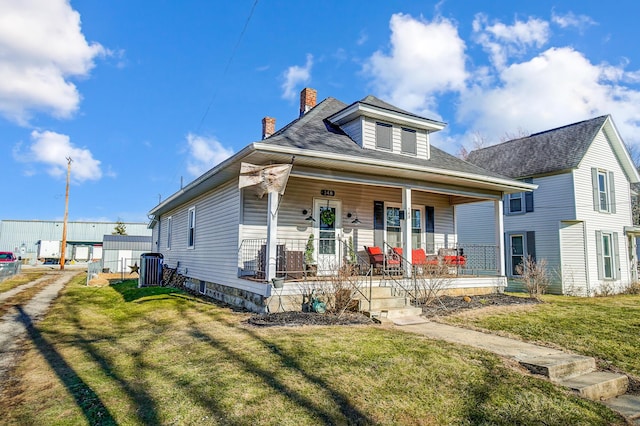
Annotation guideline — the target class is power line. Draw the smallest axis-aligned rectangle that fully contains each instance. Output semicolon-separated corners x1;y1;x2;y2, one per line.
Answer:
196;0;260;133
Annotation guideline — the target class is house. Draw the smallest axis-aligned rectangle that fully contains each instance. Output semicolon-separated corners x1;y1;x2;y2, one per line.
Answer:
457;115;640;296
147;88;533;313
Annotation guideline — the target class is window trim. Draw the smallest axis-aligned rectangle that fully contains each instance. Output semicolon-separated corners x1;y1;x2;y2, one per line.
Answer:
506;231;535;278
166;216;172;249
598;171;610;212
508;192;523;214
187;206;196;249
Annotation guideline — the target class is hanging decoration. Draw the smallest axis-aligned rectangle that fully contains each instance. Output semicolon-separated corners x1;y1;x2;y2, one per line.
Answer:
320;208;335;226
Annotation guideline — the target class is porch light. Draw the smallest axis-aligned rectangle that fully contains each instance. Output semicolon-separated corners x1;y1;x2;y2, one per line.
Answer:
347;212;361;224
302;209;315;222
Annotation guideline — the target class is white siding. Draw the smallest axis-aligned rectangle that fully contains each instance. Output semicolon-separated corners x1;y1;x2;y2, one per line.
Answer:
559;221;588;295
574;130;634;292
457;201;495;244
340;117;363;146
157;179;241;287
360;117;429;159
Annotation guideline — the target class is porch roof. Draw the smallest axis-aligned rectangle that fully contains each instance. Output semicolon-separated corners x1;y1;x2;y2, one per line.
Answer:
149;96;535;217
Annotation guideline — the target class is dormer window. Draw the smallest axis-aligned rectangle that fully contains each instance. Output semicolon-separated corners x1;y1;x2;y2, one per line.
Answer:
401;128;417;155
375;122;392;150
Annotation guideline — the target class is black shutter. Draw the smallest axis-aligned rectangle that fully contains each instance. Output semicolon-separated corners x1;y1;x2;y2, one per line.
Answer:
425;206;435;252
374;201;384;247
524;178;534;212
526;231;536;262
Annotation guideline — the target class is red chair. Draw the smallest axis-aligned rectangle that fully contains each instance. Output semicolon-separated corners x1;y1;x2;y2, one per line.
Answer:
365;246;384;273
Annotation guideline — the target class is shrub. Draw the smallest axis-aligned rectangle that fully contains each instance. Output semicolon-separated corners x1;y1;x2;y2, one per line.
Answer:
515;256;550;300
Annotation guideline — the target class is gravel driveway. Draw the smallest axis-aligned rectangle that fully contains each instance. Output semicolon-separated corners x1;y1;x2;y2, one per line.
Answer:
0;270;79;388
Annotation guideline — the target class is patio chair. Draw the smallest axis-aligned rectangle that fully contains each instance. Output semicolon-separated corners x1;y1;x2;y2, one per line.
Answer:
364;246;384;273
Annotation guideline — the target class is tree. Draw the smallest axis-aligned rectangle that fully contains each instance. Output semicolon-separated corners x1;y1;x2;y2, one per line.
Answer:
112;221;127;235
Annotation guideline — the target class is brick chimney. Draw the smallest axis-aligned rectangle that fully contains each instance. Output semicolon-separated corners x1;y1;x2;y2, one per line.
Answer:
262;116;276;139
299;88;317;117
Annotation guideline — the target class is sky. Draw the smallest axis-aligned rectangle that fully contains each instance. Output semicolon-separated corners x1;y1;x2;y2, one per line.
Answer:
3;0;640;223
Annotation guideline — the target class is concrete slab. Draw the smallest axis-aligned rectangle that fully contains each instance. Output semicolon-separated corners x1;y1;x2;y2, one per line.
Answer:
604;395;640;420
559;371;628;400
519;354;596;381
391;315;429;326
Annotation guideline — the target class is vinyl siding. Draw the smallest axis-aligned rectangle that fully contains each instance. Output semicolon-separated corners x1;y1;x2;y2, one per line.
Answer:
361;117;429;159
340;117;363;147
559;221;588;295
157;179;241;286
457;201;496;245
573;130;634;292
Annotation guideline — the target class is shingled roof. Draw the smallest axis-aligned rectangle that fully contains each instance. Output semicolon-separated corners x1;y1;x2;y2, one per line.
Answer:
264;96;506;179
465;116;609;178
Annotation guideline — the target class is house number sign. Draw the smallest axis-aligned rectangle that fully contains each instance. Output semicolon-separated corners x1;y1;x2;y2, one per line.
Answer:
320;189;335;196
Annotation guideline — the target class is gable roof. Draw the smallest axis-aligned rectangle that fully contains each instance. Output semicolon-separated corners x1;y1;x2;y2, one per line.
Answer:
466;116;609;178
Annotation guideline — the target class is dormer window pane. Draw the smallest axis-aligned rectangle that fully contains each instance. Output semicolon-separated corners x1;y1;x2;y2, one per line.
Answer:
401;128;416;155
376;122;392;150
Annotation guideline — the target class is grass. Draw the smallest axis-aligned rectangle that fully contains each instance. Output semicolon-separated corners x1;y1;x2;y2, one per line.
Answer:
0;276;60;316
0;270;47;293
0;277;626;425
445;293;640;377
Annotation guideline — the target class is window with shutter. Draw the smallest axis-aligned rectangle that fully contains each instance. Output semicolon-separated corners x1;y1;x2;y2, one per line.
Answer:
401;128;417;155
375;122;392;150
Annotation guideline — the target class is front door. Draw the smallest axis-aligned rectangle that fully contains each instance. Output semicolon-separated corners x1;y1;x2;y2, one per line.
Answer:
314;199;342;275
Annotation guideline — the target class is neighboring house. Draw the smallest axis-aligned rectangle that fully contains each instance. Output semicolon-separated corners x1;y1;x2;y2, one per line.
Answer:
458;115;640;296
147;88;533;312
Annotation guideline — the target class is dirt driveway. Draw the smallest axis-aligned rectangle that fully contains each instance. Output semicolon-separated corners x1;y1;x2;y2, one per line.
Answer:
0;270;79;388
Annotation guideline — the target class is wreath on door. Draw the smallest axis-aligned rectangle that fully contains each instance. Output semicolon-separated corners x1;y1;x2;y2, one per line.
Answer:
320;209;335;226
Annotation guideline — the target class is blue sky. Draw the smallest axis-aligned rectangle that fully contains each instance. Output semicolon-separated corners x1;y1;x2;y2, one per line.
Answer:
3;0;640;223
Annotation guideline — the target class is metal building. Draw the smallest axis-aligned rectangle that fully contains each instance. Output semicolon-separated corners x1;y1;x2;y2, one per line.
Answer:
101;235;153;273
0;220;152;264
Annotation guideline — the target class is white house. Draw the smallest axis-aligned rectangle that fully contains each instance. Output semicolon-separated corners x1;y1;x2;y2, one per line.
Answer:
147;89;533;312
458;115;640;295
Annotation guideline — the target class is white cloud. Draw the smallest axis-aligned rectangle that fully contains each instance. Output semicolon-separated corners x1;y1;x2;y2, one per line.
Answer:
185;133;234;177
0;0;106;124
281;54;313;100
458;47;640;146
363;13;467;117
551;11;597;31
473;14;550;69
14;130;102;182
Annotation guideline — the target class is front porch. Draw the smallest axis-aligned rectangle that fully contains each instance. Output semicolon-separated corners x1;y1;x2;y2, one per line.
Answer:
238;237;506;315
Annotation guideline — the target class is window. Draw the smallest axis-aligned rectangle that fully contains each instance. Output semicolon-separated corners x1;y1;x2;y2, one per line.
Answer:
376;122;392;150
187;207;196;248
411;209;422;249
401;128;417;155
592;168;616;213
386;207;401;247
166;216;172;249
509;193;523;213
596;231;619;280
506;231;536;277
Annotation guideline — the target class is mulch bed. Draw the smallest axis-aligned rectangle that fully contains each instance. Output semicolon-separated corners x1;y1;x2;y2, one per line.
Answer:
247;294;541;327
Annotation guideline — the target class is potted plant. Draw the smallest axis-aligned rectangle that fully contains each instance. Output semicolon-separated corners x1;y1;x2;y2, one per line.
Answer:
304;234;317;276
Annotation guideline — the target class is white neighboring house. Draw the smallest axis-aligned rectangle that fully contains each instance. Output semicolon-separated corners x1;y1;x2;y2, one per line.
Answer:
147;88;533;312
457;115;640;296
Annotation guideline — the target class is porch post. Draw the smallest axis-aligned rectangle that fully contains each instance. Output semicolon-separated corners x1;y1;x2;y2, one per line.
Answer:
495;199;505;276
402;187;413;276
266;192;279;282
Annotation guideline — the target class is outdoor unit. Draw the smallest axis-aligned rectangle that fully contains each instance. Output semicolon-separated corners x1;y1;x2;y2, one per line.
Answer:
138;253;164;287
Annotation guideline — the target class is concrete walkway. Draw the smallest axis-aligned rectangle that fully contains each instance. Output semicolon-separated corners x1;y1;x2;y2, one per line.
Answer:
397;320;640;424
0;270;79;388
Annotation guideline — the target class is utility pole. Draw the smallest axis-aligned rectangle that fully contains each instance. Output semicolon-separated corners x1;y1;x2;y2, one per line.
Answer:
59;157;72;270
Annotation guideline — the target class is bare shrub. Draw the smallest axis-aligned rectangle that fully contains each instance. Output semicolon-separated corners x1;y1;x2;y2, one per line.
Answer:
325;263;362;316
624;281;640;295
596;280;615;297
515;256;549;300
413;262;454;306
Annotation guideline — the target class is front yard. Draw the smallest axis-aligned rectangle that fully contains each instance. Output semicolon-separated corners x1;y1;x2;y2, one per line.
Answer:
0;276;627;425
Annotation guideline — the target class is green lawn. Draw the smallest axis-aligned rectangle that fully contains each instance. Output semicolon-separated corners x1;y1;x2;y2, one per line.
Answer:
445;293;640;377
0;278;625;425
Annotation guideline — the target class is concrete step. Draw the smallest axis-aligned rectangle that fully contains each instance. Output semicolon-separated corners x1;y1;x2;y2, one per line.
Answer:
603;395;640;422
519;354;596;381
391;315;429;325
381;306;423;318
558;371;628;401
353;286;394;299
361;297;408;311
